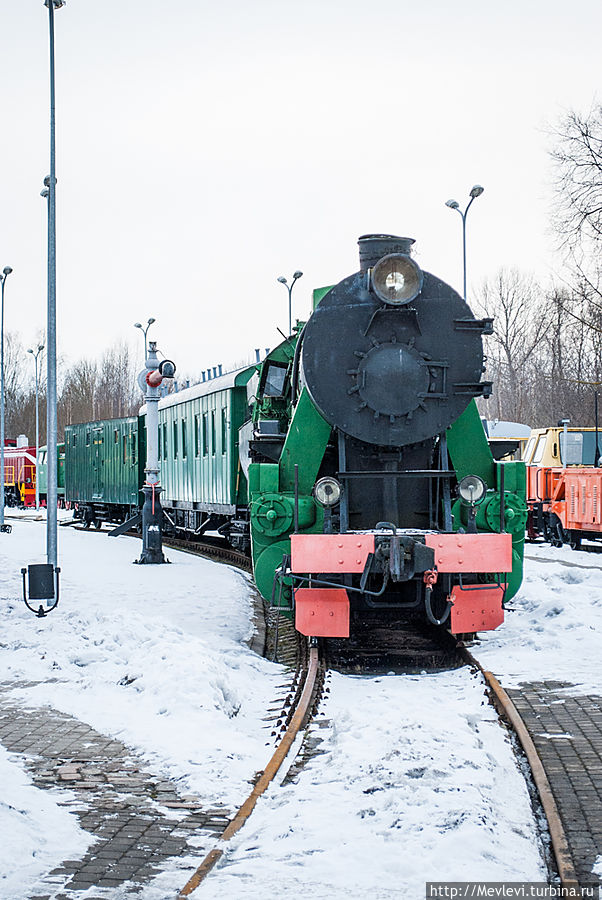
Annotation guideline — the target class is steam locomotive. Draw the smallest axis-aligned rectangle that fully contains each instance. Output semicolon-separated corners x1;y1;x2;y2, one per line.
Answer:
246;234;527;637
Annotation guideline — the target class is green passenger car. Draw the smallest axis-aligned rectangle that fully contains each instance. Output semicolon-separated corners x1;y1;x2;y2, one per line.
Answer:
154;367;255;538
65;417;145;527
37;443;66;505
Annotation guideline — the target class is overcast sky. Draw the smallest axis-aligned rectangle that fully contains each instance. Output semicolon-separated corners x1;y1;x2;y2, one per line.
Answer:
1;1;600;380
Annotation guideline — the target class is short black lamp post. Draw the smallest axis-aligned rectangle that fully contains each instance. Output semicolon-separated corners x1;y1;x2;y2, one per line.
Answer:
277;271;303;336
445;185;484;302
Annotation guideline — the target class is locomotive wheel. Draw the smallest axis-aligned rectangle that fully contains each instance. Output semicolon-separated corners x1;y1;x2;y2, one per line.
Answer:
568;533;582;551
95;519;102;530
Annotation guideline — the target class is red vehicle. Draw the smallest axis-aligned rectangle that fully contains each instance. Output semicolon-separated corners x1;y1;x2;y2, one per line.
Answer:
3;441;37;507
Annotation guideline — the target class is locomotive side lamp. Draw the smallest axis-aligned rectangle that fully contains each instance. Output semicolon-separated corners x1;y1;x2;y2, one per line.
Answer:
371;253;423;306
313;476;342;535
313;476;342;508
457;474;487;534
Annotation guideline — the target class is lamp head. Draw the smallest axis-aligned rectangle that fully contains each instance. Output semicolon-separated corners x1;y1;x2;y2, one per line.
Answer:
28;349;34;355
38;344;44;352
293;270;303;280
147;317;156;325
445;199;459;210
2;266;13;276
470;184;484;198
277;276;288;285
134;322;142;329
40;188;49;199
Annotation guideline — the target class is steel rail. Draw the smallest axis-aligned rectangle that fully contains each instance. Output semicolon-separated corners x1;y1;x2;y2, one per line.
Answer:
460;647;580;891
177;644;320;897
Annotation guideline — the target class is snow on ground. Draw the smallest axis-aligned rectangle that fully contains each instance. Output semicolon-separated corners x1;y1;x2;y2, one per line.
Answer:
0;516;281;806
0;743;92;900
204;669;546;899
1;517;600;898
474;541;602;693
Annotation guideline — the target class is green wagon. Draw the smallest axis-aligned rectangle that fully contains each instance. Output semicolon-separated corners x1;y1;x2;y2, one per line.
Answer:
64;417;145;527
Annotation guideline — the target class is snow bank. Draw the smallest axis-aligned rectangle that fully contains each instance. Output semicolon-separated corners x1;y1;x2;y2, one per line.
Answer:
0;744;92;900
475;542;602;692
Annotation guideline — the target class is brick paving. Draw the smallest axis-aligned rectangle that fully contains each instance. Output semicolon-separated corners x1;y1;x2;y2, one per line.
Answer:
0;683;232;898
507;682;602;886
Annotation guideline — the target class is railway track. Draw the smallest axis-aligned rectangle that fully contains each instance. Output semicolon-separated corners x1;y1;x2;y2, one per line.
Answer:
177;639;323;897
460;646;581;893
59;521;586;892
162;534;252;571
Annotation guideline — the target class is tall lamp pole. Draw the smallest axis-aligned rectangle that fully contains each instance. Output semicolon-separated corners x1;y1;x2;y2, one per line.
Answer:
445;185;485;301
27;345;45;510
134;317;156;361
0;266;13;533
43;0;64;570
277;271;303;336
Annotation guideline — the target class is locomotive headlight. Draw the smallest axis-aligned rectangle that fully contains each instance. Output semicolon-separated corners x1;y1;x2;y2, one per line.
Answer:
371;253;423;306
313;476;342;508
457;474;487;506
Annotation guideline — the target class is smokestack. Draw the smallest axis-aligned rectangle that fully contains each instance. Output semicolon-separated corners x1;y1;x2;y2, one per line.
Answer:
358;234;415;272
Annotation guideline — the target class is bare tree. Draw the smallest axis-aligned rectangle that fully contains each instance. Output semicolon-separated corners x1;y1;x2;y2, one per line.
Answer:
476;267;602;427
3;332;30;440
551;105;602;253
58;359;99;429
96;341;139;420
475;269;549;424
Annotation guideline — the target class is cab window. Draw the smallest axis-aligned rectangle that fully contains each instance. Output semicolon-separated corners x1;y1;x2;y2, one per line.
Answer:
523;436;536;463
262;363;287;398
532;435;547;465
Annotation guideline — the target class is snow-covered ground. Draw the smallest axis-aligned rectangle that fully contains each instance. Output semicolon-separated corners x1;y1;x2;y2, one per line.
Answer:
476;540;602;693
0;516;601;898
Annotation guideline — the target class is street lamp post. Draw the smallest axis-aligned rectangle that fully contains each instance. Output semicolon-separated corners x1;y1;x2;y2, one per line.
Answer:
134;318;156;361
277;271;303;336
27;345;45;510
0;266;13;533
445;185;485;301
44;0;64;571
